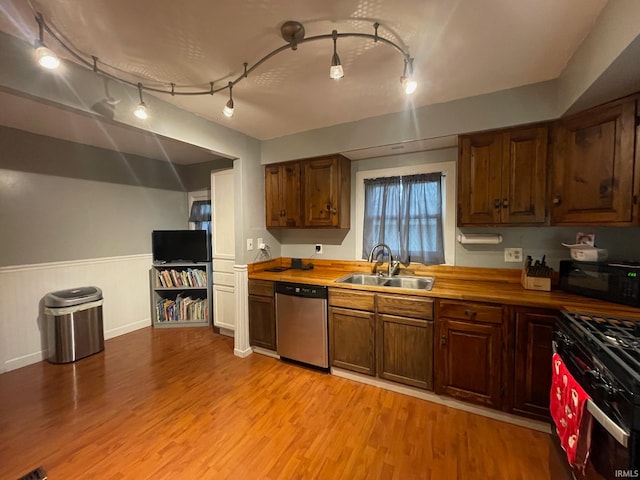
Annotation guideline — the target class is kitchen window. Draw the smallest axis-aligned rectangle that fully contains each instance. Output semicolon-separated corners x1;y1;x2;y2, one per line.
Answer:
355;161;456;265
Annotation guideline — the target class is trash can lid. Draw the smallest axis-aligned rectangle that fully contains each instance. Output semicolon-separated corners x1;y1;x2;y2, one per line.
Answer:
45;286;103;307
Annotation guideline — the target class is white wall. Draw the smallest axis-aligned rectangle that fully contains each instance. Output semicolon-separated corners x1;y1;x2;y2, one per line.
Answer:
0;254;153;373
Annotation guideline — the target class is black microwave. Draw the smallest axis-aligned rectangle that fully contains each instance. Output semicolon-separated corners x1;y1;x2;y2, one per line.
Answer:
559;260;640;307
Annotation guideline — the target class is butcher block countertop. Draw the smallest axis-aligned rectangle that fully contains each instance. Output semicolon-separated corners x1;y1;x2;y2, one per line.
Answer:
248;258;640;319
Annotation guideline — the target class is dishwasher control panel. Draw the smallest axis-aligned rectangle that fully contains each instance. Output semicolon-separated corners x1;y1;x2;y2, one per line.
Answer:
275;282;327;299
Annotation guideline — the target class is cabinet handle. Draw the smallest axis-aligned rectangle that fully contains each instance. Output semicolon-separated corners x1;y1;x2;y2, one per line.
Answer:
502;199;508;208
440;335;447;346
494;199;501;209
464;309;477;318
552;195;561;205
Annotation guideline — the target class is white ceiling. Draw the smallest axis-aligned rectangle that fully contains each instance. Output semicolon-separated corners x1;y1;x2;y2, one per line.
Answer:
0;0;609;144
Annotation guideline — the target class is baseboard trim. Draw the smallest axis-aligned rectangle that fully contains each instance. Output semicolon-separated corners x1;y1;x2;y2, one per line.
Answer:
331;368;552;434
105;319;150;339
234;347;252;358
252;347;279;359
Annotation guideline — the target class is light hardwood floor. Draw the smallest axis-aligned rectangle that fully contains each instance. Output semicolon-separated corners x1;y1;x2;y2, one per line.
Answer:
0;327;568;479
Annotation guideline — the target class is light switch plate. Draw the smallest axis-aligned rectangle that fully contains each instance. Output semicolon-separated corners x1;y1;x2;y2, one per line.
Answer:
504;247;523;262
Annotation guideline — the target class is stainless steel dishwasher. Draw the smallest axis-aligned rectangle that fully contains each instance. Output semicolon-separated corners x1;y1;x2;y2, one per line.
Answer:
275;282;328;368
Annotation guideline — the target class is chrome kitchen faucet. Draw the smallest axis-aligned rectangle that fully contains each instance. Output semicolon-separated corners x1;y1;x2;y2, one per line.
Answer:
367;243;400;277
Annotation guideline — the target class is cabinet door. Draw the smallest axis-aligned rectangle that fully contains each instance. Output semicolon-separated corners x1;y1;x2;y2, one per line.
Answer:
302;156;350;227
513;308;556;420
551;99;637;225
458;132;503;225
378;314;433;390
281;162;301;227
265;163;301;227
436;318;502;408
501;126;548;224
329;307;376;376
248;294;276;350
265;165;283;227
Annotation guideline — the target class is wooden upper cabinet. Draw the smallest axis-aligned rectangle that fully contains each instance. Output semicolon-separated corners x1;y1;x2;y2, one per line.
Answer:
458;125;548;226
265;162;301;227
551;98;638;225
265;154;350;229
302;155;350;228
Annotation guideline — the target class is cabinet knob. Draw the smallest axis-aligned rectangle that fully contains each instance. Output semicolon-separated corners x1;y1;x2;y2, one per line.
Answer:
502;199;508;208
552;195;561;205
440;335;447;346
332;209;337;215
464;309;477;318
494;199;501;209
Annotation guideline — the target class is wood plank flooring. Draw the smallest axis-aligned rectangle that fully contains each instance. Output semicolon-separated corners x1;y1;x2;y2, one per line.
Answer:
0;327;568;479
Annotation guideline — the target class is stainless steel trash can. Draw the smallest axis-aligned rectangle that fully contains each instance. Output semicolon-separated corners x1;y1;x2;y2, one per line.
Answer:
45;286;104;364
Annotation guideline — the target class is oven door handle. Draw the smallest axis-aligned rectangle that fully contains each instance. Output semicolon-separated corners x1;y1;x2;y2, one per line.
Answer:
586;400;629;447
553;340;630;448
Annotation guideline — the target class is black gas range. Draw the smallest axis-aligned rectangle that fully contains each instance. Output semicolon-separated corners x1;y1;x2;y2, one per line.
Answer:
554;311;640;479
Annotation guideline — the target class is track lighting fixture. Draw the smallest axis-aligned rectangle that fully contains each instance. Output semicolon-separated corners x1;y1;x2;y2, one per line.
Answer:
223;82;234;118
330;30;344;80
134;83;148;119
401;58;417;95
34;13;59;69
30;14;417;119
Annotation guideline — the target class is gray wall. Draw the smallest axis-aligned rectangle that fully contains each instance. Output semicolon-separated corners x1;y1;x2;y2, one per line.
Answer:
279;147;640;270
0;168;186;266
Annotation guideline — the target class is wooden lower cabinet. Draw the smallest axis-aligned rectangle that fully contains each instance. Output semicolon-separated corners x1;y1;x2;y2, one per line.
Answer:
435;300;504;408
512;308;557;420
329;307;376;375
378;314;433;389
248;280;276;351
329;289;434;389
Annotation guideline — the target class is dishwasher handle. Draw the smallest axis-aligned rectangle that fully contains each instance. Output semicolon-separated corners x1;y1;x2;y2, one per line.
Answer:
275;282;327;299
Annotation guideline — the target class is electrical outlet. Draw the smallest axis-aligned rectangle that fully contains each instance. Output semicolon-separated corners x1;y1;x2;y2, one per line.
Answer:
246;238;253;251
504;247;523;263
257;237;263;248
315;244;323;254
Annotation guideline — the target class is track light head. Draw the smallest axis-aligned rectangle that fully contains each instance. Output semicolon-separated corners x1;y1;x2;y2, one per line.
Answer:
223;82;234;117
134;102;148;119
134;83;148;119
34;13;60;69
330;30;344;80
35;42;60;69
400;58;417;95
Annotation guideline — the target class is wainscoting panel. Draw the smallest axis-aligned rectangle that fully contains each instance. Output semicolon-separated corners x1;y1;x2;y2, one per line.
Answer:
0;254;153;373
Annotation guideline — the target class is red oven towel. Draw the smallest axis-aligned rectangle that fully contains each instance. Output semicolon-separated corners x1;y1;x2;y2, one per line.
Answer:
550;353;593;472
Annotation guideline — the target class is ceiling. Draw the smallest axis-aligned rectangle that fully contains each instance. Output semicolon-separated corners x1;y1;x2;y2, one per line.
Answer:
0;0;610;147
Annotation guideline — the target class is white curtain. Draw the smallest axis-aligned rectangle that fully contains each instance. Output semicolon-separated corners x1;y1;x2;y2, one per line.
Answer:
362;173;444;264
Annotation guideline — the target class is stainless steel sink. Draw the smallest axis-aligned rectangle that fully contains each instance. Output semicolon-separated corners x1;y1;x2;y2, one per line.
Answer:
382;276;434;290
335;273;435;291
334;273;388;286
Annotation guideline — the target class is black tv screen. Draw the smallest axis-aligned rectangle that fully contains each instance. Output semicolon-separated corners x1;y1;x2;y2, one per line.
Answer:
152;230;210;263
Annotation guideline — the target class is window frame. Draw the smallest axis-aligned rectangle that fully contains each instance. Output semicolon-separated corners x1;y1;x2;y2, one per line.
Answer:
355;160;456;265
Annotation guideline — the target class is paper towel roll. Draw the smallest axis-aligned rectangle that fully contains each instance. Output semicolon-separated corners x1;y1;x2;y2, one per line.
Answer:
457;233;503;245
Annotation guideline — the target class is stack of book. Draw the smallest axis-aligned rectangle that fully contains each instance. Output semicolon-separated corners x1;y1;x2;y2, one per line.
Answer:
156;268;207;288
155;295;208;322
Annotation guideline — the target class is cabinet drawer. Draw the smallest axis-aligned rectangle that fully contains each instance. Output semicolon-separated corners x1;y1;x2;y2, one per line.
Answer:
438;300;502;324
248;279;274;297
377;294;434;320
329;288;375;311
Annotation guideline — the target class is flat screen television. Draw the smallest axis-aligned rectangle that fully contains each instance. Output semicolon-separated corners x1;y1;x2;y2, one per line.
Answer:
152;230;210;263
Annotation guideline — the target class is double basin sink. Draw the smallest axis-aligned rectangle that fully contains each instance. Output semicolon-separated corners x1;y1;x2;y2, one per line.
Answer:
335;273;435;291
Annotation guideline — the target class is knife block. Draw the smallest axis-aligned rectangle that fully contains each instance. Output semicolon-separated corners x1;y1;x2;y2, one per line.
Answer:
520;267;552;291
